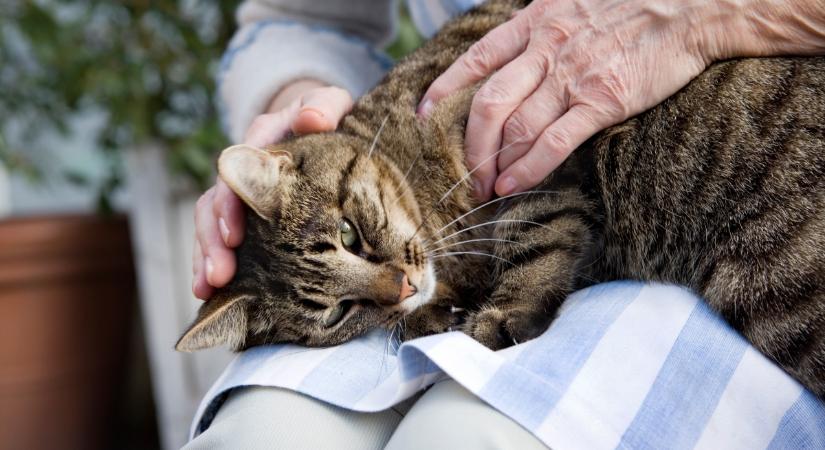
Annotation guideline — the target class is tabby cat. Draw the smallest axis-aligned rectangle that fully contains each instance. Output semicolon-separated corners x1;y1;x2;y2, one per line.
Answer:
177;0;825;396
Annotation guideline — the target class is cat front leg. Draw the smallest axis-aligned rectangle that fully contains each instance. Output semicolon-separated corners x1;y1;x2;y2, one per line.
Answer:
464;186;602;350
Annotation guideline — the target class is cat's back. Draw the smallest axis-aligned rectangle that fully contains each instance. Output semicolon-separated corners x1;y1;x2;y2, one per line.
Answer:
590;56;825;286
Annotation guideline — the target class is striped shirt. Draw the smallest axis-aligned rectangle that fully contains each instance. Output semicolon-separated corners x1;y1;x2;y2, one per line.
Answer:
218;0;485;143
190;282;825;448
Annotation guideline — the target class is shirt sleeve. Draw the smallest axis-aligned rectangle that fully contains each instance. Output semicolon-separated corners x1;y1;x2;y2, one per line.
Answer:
218;0;397;143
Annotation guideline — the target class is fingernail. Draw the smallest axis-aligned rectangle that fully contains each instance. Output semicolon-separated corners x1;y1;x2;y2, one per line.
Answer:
205;257;214;283
218;217;230;245
498;176;518;196
417;99;433;118
300;107;325;120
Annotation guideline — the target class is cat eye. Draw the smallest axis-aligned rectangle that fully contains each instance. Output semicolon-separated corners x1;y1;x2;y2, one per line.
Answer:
339;218;360;250
324;300;354;327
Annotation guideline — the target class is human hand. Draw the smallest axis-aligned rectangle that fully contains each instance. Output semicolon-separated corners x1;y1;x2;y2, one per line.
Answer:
192;81;353;299
419;0;725;200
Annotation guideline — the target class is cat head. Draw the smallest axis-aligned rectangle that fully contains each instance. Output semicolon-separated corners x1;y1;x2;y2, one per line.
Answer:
176;134;437;351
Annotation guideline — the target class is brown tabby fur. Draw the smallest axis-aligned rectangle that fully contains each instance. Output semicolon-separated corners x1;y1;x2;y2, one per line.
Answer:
178;0;825;396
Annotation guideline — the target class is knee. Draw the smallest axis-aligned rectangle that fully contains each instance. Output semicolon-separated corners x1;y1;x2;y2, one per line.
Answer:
385;380;547;450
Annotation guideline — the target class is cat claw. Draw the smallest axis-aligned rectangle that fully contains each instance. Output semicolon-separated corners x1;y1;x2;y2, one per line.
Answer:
450;306;465;313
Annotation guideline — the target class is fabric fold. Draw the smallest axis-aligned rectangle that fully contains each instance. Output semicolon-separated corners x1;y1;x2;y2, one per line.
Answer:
190;282;825;449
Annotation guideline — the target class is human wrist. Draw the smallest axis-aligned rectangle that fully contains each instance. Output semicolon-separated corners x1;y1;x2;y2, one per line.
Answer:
266;79;328;113
696;0;825;63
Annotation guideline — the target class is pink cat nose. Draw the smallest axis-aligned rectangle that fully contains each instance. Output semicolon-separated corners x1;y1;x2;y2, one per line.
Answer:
399;274;418;302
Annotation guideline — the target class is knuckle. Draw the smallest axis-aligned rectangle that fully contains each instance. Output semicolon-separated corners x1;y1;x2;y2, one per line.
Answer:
541;126;573;152
464;39;496;77
502;114;533;142
473;82;510;118
587;70;630;118
545;22;572;46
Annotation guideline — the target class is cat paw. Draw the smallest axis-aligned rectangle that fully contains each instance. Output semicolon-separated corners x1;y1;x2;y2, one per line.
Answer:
464;307;548;350
401;304;466;341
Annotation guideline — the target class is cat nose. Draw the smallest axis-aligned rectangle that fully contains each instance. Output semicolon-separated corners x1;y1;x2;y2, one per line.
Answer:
398;273;417;302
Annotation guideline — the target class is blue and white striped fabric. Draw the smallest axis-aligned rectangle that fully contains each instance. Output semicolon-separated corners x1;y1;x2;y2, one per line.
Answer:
190;282;825;449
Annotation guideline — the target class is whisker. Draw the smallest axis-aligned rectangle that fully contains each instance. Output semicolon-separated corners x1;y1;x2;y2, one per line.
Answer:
430;219;562;247
426;237;528;254
436;138;525;205
410;138;526;240
367;115;390;159
390;148;424;206
432;190;561;238
432;251;515;267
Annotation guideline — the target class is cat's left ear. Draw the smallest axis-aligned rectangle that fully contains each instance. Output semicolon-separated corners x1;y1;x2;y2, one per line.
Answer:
175;292;251;352
218;144;294;220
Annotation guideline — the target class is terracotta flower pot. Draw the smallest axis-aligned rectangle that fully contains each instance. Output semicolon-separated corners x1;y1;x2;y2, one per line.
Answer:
0;215;136;450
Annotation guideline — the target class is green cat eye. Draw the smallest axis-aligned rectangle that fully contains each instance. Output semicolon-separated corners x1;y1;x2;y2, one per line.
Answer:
339;218;359;249
324;303;345;327
324;300;353;328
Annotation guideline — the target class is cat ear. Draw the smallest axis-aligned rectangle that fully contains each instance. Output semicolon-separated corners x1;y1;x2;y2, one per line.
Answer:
175;293;250;352
218;144;294;220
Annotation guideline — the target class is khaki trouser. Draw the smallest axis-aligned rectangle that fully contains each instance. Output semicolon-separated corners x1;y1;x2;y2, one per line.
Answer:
183;380;548;449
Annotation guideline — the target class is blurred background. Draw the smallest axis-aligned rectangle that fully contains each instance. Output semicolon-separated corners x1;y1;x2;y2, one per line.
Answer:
0;1;421;449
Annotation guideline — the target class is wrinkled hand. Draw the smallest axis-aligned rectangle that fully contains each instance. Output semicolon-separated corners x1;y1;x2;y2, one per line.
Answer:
420;0;718;200
192;83;353;299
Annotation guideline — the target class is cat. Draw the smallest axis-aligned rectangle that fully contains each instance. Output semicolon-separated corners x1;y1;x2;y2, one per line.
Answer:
177;0;825;396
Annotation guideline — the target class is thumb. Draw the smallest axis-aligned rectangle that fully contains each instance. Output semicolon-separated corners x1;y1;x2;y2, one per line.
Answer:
291;86;354;135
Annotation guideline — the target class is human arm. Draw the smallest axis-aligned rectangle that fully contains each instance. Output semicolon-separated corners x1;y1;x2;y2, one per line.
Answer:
193;0;393;298
419;0;825;200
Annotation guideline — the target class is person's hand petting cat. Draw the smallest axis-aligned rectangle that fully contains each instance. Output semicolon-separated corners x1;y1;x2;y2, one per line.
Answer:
192;80;353;299
419;0;825;200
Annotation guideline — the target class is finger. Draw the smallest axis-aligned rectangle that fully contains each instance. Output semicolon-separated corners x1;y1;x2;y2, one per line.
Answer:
464;51;547;201
418;14;530;116
292;86;354;135
192;240;214;300
195;189;237;288
212;178;245;248
495;105;605;195
243;106;297;147
497;79;567;171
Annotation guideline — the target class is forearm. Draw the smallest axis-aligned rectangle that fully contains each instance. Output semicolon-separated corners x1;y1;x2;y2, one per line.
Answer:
266;79;327;113
218;0;395;143
699;0;825;61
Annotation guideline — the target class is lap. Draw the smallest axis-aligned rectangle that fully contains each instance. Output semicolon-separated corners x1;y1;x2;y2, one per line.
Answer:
184;380;547;450
182;386;402;450
386;380;548;450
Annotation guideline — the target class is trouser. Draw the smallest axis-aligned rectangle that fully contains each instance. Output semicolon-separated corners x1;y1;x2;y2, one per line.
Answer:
183;379;549;449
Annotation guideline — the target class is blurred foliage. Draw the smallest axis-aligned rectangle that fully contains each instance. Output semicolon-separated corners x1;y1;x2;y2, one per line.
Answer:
0;0;422;207
0;0;239;202
386;6;423;60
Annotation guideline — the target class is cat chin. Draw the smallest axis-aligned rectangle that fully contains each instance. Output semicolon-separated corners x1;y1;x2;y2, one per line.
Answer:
398;263;436;314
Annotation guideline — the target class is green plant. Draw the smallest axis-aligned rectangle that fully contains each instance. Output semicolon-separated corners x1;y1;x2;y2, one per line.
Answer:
0;0;239;208
0;1;421;210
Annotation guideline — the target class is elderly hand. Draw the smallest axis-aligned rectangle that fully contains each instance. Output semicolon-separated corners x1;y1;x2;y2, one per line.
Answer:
419;0;825;201
192;81;353;299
